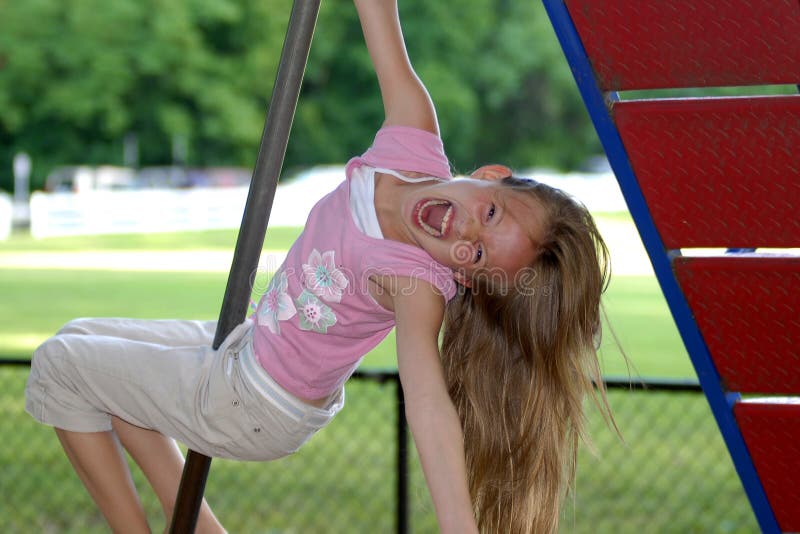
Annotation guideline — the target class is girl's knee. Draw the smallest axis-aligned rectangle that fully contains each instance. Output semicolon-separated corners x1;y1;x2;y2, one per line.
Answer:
56;317;95;336
30;325;88;379
31;334;78;376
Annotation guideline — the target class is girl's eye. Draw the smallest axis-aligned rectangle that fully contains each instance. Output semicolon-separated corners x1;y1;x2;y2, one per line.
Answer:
486;204;496;221
474;245;483;264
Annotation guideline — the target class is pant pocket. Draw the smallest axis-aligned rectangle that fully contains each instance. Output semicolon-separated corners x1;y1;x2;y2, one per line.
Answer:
195;350;252;451
225;401;308;461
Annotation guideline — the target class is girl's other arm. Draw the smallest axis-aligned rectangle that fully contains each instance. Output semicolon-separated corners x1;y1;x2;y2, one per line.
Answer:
392;279;478;534
354;0;439;134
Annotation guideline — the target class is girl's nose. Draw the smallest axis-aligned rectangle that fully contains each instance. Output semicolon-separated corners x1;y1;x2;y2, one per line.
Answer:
456;218;478;241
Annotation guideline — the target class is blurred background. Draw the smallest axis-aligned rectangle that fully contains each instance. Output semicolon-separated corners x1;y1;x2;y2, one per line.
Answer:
0;0;760;532
0;0;602;196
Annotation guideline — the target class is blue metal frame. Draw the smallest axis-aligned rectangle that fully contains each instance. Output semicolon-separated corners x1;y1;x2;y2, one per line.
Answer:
541;1;780;531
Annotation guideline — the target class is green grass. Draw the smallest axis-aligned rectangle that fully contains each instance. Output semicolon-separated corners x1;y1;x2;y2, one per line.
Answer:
0;226;303;252
0;268;689;377
0;223;691;378
0;370;756;533
0;269;227;357
600;276;691;378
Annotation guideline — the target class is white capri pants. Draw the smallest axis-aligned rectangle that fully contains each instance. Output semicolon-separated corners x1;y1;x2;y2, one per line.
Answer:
25;317;343;461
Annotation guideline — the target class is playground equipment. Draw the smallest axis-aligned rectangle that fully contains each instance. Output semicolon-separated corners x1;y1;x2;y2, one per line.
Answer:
543;1;799;532
169;1;320;531
169;0;798;530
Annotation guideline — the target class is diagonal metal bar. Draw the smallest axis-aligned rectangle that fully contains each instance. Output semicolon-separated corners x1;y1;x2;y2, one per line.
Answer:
396;380;408;534
169;1;320;531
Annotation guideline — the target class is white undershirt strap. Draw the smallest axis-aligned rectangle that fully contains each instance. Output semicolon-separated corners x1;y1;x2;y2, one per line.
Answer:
370;167;447;184
349;167;384;239
349;166;446;240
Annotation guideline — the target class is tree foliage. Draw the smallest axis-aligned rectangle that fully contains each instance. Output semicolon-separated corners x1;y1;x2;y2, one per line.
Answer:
0;0;598;192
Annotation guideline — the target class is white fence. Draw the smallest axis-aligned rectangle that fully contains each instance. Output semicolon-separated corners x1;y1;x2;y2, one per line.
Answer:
29;166;347;239
0;193;11;240
30;187;250;239
25;165;628;240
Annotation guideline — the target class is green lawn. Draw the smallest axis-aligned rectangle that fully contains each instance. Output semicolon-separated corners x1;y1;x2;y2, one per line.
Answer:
0;227;300;252
0;269;691;377
0;367;756;533
0;223;691;378
0;220;694;377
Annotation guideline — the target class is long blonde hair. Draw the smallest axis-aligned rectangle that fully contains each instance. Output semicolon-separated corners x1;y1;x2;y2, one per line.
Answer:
441;177;612;533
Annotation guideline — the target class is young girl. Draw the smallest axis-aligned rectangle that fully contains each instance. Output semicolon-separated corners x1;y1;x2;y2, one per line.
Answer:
25;1;611;532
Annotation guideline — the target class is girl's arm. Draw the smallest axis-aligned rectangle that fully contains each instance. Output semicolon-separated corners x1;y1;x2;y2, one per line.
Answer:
391;279;478;534
354;0;439;134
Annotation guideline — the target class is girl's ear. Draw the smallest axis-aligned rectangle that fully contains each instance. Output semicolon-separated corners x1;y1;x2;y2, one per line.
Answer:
470;164;512;181
453;270;472;288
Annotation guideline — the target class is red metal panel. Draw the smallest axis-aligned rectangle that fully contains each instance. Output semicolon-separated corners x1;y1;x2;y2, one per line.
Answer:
674;256;800;394
734;401;800;532
564;0;800;91
614;96;800;249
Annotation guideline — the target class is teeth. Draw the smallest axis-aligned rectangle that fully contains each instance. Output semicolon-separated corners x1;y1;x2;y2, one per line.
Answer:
417;200;452;237
441;204;452;234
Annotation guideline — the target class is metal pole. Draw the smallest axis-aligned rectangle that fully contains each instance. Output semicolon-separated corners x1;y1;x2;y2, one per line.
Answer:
169;1;320;531
396;380;409;534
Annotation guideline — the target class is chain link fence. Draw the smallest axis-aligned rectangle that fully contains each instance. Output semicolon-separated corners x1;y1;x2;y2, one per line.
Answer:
0;362;758;533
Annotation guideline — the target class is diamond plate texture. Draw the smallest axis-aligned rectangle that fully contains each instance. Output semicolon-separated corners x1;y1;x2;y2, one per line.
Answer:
614;96;800;249
564;0;800;90
674;256;800;394
555;2;800;530
734;402;800;532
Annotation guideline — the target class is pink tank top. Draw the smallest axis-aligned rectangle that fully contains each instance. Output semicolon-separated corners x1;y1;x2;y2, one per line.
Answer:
252;126;456;399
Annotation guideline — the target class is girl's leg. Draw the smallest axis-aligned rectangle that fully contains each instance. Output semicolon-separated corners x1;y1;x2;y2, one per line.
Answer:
110;416;225;534
55;427;150;533
57;317;217;348
27;322;255;531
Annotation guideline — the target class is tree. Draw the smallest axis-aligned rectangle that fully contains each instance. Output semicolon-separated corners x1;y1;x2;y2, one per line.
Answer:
0;0;597;193
287;0;599;174
0;0;289;190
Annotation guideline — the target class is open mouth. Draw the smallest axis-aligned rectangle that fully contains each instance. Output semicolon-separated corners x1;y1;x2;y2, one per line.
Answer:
414;199;453;238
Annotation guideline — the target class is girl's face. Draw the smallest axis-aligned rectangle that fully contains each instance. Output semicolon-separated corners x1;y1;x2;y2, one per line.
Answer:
400;166;546;287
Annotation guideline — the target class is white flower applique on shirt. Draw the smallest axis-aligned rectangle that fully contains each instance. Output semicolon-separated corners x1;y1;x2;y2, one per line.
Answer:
295;290;337;334
297;249;349;333
303;249;349;303
259;249;347;336
257;271;297;335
